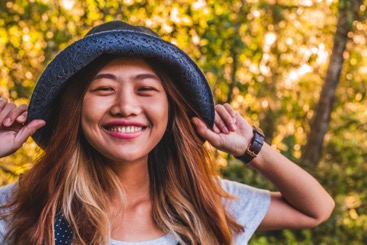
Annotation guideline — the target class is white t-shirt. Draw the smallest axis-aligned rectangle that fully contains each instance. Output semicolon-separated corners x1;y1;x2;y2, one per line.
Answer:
0;178;270;245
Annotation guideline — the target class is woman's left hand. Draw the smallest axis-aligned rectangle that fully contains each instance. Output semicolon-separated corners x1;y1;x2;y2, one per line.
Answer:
192;103;253;156
193;103;335;230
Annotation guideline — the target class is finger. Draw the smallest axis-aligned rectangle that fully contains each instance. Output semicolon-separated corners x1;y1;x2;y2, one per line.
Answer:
191;117;208;136
191;117;221;146
213;123;220;134
14;120;46;146
0;97;8;111
15;111;28;124
3;104;28;126
215;105;236;132
0;102;17;126
214;110;229;134
223;103;238;123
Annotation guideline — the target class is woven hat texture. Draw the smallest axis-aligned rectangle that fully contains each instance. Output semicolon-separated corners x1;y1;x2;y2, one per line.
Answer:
27;21;214;146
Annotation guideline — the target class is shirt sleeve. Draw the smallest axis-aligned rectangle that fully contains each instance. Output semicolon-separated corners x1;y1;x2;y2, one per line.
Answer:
220;178;271;244
0;183;17;245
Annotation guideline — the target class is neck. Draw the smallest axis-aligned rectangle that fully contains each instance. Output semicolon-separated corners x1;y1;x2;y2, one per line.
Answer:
109;157;161;241
110;156;150;200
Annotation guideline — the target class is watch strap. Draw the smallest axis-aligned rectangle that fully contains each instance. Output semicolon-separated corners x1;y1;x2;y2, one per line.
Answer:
236;126;265;164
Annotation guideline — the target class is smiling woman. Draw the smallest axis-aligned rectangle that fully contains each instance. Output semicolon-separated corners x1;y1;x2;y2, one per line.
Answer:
81;58;169;166
0;21;334;245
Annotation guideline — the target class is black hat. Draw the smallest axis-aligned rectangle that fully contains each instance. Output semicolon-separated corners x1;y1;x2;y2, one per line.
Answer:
27;21;214;146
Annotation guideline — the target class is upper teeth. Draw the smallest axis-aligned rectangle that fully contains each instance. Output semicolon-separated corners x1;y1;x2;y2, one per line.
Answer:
109;126;143;133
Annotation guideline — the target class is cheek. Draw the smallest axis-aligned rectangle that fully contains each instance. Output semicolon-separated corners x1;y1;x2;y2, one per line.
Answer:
80;108;95;143
151;99;169;125
81;99;94;127
80;105;104;153
143;101;169;142
81;96;107;122
80;97;104;137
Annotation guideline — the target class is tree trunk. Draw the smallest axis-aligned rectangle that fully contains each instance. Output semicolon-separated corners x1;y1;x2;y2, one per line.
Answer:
302;0;362;167
259;3;283;144
226;1;245;104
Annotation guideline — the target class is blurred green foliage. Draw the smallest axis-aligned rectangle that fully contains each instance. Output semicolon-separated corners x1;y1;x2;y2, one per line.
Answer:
1;0;367;243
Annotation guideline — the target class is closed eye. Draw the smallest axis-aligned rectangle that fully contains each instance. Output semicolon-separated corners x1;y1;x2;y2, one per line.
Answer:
90;86;116;95
138;87;157;92
95;87;114;92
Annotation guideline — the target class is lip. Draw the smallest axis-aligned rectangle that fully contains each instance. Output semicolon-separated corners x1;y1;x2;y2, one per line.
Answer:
104;120;147;127
102;120;147;139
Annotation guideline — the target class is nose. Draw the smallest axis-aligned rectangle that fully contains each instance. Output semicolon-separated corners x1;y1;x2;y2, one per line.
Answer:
109;91;141;117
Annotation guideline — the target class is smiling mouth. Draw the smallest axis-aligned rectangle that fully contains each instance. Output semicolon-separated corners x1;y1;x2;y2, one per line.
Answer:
106;126;145;133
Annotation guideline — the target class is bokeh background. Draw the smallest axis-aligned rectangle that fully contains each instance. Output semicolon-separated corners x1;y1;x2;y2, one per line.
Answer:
1;0;366;244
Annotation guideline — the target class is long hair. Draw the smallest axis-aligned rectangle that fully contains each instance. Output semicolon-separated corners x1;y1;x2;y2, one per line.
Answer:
1;56;243;245
147;59;244;244
1;55;123;244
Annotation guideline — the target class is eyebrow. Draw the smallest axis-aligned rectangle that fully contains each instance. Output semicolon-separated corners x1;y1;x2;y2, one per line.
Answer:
92;73;160;82
134;73;160;81
93;73;117;81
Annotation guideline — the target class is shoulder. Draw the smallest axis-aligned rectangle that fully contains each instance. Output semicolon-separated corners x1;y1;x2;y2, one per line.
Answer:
0;182;17;245
219;178;271;244
220;178;269;197
219;178;270;218
219;178;270;212
0;183;17;206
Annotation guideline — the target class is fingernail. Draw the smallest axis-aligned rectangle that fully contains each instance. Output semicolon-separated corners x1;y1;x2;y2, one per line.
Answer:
17;115;26;120
3;118;11;126
223;126;229;133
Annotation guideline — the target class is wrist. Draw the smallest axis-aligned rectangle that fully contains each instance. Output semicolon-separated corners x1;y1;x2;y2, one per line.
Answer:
235;126;265;164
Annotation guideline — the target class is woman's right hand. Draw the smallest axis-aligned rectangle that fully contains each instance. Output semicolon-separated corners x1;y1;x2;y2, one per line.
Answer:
0;97;46;158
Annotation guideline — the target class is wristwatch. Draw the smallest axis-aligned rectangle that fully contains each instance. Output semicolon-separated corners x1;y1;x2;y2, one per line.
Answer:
236;126;265;164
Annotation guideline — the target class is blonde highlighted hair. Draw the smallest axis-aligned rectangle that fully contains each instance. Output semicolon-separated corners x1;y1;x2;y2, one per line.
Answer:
1;56;243;244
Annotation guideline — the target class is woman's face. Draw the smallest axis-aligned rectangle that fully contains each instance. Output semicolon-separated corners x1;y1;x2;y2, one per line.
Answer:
81;57;169;165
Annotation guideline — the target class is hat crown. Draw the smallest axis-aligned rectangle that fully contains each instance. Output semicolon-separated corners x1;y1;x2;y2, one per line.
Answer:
85;21;160;38
29;21;214;147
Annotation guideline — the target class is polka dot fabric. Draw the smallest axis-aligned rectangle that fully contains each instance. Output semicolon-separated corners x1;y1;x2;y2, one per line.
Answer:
54;214;73;245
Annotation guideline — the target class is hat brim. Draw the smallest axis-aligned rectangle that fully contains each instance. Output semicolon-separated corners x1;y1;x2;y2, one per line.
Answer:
27;30;214;146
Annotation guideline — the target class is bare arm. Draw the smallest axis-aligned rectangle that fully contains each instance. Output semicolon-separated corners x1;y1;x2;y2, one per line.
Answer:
250;143;334;229
192;103;334;230
0;97;46;158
